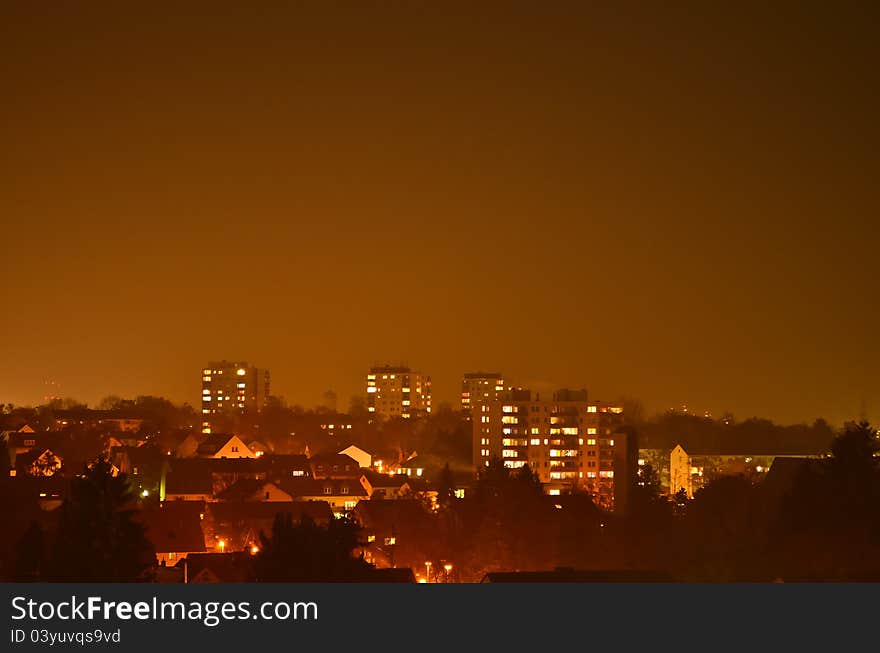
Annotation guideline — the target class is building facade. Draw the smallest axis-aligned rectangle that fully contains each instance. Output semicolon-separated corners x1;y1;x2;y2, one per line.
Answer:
472;388;633;512
201;361;270;433
366;365;431;420
460;372;504;415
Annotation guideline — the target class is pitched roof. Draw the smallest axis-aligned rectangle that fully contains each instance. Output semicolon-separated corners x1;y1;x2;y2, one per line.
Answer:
309;453;360;473
164;463;213;495
279;477;367;498
179;552;252;582
196;433;237;455
140;502;206;554
360;469;411;489
217;479;288;502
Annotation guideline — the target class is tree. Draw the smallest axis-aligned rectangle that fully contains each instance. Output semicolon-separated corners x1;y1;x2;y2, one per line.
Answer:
14;521;46;581
48;458;154;581
0;439;10;477
253;514;373;582
436;463;456;508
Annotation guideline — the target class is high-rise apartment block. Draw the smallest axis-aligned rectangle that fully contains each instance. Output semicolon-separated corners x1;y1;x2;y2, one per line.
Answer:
201;361;270;433
460;372;504;415
366;365;431;419
472;388;634;512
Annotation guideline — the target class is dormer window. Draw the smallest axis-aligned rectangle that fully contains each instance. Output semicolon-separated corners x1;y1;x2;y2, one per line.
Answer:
323;486;332;495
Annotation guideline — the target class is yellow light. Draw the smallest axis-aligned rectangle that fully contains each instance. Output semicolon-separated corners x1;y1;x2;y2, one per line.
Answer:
418;579;427;583
236;368;246;376
218;539;226;552
250;545;260;555
141;489;149;497
444;563;453;572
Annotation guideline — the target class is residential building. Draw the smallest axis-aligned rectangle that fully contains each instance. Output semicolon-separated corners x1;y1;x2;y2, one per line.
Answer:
200;361;270;433
471;388;633;512
366;365;431;419
195;434;256;459
460;372;504;415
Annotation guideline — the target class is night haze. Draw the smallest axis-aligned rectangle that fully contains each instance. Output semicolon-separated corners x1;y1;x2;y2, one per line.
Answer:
2;2;878;425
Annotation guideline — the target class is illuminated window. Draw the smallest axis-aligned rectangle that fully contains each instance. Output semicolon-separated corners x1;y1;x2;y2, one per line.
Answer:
237;383;246;388
587;439;596;446
203;389;211;395
587;406;597;413
530;438;541;446
599;471;614;478
587;428;597;435
237;368;246;376
502;405;516;414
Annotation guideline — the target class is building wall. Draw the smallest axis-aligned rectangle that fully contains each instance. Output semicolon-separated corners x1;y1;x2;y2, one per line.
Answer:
472;390;628;510
460;372;504;414
201;361;269;433
366;366;431;419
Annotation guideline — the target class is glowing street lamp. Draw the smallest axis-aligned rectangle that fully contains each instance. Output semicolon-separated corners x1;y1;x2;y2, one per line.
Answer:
218;539;226;553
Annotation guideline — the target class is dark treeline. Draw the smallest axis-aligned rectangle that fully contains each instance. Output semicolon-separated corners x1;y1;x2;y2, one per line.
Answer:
3;421;880;581
635;411;835;454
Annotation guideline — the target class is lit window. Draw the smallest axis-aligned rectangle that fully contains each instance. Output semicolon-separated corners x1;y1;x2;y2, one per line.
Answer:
587;428;597;435
587;439;596;446
237;368;246;376
587;406;597;413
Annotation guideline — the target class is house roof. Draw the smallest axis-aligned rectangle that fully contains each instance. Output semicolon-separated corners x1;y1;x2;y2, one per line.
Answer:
14;448;61;471
279;477;367;499
351;499;429;528
178;552;252;582
209;500;334;525
217;479;287;502
360;469;411;489
196;433;238;455
309;453;360;474
139;502;206;554
164;463;213;495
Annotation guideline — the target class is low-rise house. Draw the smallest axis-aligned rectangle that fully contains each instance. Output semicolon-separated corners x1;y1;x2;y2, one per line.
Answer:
279;477;368;515
196;434;255;459
140;501;207;566
309;453;361;479
178;552;253;583
217;479;292;502
360;469;420;500
338;445;372;470
15;448;63;477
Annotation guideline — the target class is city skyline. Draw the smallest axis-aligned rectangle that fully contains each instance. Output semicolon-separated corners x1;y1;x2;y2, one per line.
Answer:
3;3;877;426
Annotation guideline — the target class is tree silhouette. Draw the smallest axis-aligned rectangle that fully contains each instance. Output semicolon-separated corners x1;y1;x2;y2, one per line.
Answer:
253;514;373;581
48;458;154;581
14;520;46;581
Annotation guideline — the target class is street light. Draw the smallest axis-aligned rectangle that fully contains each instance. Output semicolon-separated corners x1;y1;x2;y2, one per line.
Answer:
425;561;433;582
444;563;453;583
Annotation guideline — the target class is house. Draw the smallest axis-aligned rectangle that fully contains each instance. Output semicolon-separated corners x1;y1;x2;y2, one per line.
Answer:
178;552;253;583
279;477;368;514
216;479;292;502
163;463;214;502
247;440;270;457
206;501;334;552
263;454;312;482
338;445;372;470
7;427;47;456
360;469;419;500
140;501;207;566
15;448;63;477
175;433;202;458
309;453;360;478
196;434;255;459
